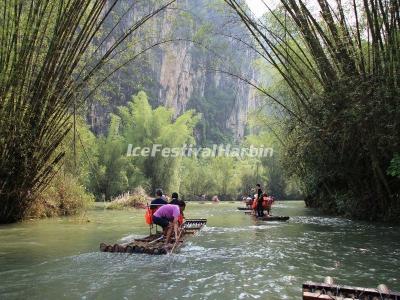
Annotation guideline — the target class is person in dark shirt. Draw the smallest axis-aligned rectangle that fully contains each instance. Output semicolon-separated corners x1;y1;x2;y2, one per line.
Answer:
150;189;167;210
169;192;184;223
169;192;180;205
256;183;264;217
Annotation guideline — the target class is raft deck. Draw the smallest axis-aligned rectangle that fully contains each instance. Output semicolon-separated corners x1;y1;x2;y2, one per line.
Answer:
100;219;207;255
303;282;400;300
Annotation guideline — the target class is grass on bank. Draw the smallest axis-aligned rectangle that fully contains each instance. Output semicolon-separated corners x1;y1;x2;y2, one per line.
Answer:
105;187;148;210
26;173;94;219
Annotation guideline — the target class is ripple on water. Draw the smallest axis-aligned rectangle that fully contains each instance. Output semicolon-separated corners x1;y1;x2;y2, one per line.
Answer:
1;201;400;299
203;226;250;233
119;234;146;243
181;243;206;253
291;216;353;226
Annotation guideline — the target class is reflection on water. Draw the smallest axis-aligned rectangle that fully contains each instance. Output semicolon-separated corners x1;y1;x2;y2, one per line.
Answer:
0;201;399;300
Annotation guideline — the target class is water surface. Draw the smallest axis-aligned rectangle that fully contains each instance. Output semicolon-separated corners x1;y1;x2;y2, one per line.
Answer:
0;201;399;299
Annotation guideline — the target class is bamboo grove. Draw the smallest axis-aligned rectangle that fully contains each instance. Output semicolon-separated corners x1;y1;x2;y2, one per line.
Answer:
1;0;399;224
0;0;175;223
225;0;400;220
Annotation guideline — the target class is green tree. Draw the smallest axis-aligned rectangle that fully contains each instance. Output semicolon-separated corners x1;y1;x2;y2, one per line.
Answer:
179;157;217;198
91;91;200;198
91;115;148;199
225;0;400;221
0;0;176;223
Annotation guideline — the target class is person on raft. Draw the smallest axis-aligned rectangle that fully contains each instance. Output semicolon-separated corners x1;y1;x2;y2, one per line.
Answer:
169;192;185;222
256;183;264;217
150;188;167;210
152;201;186;244
169;192;180;205
263;193;274;216
246;194;253;209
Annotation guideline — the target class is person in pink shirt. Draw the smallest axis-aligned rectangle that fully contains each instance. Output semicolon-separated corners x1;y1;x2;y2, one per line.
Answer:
152;201;186;244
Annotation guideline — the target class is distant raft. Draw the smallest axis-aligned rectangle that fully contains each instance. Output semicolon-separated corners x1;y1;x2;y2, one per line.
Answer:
100;219;207;255
254;215;289;222
243;211;289;221
303;281;400;300
237;207;252;211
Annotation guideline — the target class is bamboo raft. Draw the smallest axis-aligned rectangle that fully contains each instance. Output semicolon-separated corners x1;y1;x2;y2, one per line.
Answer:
100;219;207;255
237;207;252;211
243;211;290;221
254;215;289;221
303;280;400;300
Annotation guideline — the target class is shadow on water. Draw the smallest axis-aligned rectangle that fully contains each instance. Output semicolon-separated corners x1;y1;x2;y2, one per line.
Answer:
0;201;399;299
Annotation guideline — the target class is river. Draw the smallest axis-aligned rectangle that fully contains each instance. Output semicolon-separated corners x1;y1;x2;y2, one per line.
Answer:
0;201;399;299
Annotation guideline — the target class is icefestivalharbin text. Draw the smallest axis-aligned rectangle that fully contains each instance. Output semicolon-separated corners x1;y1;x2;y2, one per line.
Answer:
126;144;274;158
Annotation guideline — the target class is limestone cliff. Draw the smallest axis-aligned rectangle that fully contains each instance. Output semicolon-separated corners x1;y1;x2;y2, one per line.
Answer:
88;0;259;143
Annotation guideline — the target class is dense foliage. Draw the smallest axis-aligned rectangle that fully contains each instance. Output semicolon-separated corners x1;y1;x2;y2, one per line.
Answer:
26;173;94;219
90;91;200;198
225;0;400;221
0;0;175;223
81;91;293;201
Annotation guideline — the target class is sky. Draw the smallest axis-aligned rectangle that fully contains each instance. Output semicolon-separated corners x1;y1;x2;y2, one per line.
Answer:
245;0;274;18
245;0;356;22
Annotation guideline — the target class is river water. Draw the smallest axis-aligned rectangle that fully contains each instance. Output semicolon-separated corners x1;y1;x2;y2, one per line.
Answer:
0;201;399;299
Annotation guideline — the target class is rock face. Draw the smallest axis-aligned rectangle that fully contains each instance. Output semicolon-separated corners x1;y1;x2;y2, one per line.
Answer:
158;42;194;114
157;44;258;142
89;0;259;143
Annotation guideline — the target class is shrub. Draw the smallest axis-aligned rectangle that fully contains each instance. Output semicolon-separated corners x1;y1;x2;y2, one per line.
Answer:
106;186;148;210
26;173;94;219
